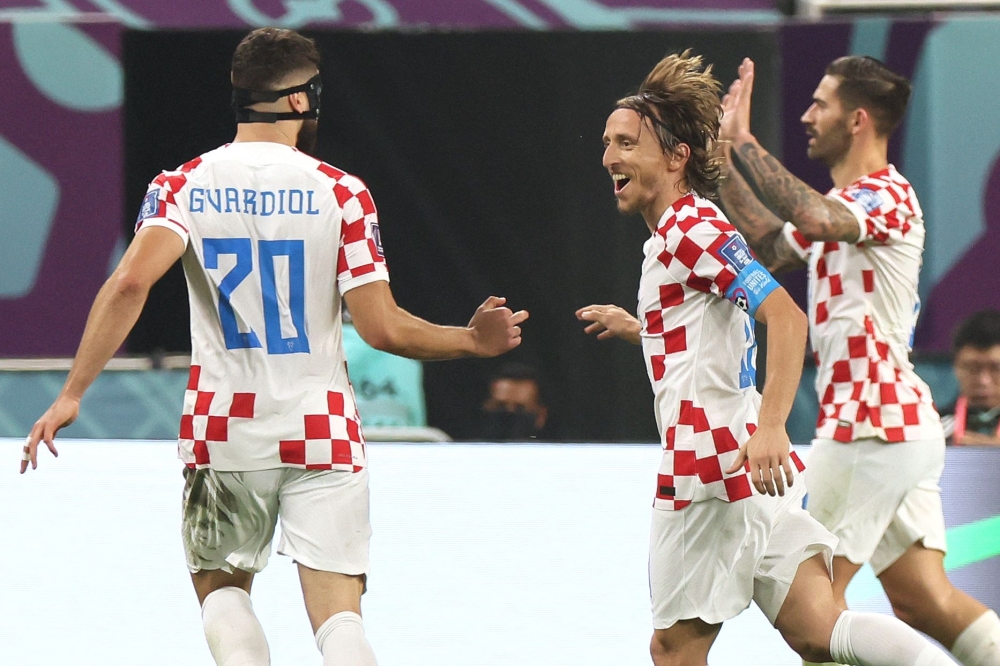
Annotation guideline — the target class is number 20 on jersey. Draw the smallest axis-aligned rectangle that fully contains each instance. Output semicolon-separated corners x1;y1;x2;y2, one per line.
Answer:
203;238;310;355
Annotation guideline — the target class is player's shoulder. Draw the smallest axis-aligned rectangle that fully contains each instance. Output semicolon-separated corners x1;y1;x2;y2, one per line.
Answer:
663;194;735;240
148;146;225;190
838;165;915;209
313;158;368;191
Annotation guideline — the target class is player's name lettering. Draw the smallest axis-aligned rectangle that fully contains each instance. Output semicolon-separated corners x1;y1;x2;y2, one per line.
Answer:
189;187;320;216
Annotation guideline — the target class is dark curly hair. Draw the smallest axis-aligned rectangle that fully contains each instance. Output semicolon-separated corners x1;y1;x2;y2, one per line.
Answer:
231;27;320;92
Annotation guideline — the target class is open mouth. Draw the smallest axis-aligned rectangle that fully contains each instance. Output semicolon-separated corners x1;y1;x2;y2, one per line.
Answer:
612;173;630;193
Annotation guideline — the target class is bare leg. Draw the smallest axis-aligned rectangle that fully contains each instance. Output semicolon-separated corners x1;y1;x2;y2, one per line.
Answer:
775;554;842;664
649;617;722;666
298;564;376;666
879;543;990;650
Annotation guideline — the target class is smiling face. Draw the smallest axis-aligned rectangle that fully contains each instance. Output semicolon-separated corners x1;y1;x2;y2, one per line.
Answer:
602;108;681;226
800;75;854;168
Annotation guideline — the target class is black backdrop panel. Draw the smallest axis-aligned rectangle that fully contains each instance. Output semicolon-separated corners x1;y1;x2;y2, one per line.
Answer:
124;29;779;441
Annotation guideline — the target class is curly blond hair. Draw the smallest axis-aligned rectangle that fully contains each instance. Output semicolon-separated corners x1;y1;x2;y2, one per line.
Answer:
616;50;723;199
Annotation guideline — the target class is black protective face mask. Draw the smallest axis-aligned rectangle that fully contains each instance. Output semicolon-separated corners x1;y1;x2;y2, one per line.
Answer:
232;73;322;124
480;409;541;441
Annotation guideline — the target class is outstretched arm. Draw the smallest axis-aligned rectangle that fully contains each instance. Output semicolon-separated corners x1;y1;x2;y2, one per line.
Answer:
344;281;528;360
719;159;806;275
721;58;860;244
22;226;186;472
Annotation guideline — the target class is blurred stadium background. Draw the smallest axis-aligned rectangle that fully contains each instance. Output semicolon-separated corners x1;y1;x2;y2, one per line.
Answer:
1;1;999;664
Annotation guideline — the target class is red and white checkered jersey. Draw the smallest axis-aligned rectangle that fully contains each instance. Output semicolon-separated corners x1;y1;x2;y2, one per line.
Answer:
640;194;803;510
135;142;389;471
782;165;942;443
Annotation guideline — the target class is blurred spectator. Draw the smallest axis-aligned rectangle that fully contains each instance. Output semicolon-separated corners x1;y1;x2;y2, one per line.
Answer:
941;310;1000;446
342;310;427;427
480;363;549;440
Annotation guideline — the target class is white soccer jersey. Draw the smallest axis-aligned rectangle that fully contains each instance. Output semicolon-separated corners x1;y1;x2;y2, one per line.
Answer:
134;142;389;471
782;165;942;443
639;194;803;510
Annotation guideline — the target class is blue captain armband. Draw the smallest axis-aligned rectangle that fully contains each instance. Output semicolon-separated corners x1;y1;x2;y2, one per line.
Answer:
724;260;779;318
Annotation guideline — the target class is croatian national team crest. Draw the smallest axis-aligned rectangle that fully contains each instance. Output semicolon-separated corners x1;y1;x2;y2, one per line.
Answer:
848;187;882;214
718;234;754;271
137;189;161;223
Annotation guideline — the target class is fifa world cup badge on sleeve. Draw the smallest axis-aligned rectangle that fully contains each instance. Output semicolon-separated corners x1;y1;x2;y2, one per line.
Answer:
137;189;161;223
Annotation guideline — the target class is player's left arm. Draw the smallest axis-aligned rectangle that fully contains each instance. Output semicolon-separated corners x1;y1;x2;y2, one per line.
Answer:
21;226;185;473
723;282;808;496
721;58;859;244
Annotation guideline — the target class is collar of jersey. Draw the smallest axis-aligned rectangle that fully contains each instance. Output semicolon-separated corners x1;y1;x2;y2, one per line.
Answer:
654;192;698;233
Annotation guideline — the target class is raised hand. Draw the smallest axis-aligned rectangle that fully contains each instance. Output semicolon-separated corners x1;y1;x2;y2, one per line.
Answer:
720;57;756;146
576;304;642;345
468;296;529;357
724;423;795;496
20;395;78;473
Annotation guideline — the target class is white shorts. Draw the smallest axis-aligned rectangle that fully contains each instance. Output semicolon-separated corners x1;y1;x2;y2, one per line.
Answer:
649;483;836;629
804;437;947;575
181;466;371;578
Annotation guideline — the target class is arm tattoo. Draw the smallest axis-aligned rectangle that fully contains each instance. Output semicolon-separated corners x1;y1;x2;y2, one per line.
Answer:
734;141;860;243
718;160;806;275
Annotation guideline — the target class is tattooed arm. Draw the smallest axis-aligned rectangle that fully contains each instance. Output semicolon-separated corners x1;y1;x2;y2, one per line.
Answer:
719;157;806;275
730;136;860;243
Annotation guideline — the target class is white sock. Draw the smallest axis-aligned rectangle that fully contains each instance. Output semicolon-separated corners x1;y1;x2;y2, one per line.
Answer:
830;610;954;666
952;610;1000;666
201;586;270;666
315;611;378;666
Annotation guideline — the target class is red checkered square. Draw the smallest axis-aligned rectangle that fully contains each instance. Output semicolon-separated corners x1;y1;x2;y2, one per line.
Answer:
645;310;664;335
829;274;844;296
651;355;666;381
194;391;214;415
815;301;829;324
659;284;684;308
229;393;255;418
663;327;687;354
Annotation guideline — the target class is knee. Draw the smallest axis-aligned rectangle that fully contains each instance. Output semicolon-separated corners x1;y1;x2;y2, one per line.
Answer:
649;633;702;666
886;584;952;631
777;608;837;664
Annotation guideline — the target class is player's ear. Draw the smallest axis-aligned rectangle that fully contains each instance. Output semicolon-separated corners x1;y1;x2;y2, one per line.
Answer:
851;107;868;134
290;91;309;113
668;143;690;171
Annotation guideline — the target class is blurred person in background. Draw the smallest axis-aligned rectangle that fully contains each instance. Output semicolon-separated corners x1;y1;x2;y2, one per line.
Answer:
578;50;952;666
21;27;527;666
717;55;1000;666
941;310;1000;447
480;362;549;440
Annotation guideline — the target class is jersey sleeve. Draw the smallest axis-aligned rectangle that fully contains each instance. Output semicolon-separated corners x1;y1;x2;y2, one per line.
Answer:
133;172;191;247
828;181;910;246
663;221;778;317
333;175;390;294
781;221;812;261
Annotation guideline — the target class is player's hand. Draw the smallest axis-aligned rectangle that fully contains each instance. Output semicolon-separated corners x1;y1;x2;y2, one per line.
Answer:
725;424;794;496
468;296;529;357
720;58;756;147
20;395;78;473
576;304;642;345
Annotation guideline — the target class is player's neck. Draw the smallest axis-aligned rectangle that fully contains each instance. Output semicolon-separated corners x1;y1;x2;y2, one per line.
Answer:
829;141;889;189
232;121;300;147
642;181;689;233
